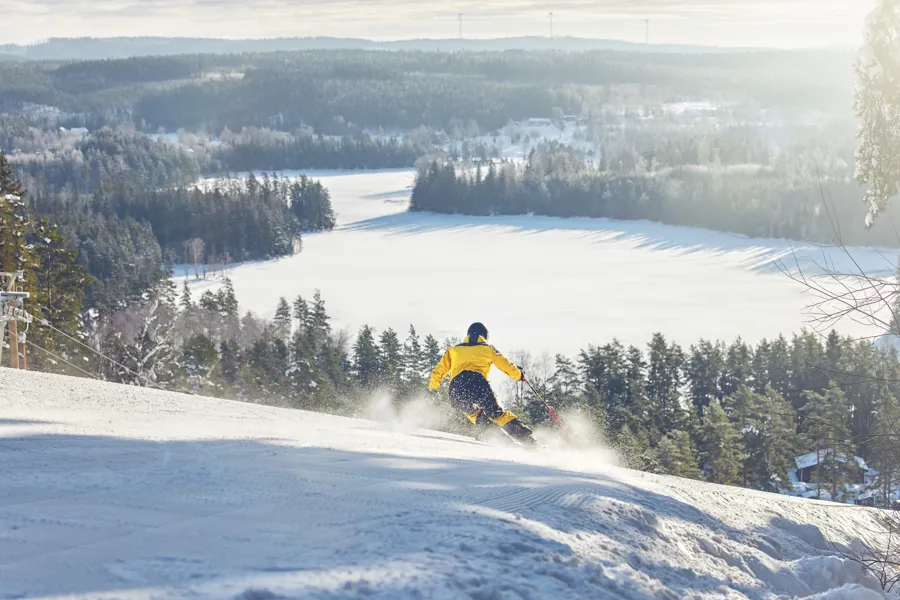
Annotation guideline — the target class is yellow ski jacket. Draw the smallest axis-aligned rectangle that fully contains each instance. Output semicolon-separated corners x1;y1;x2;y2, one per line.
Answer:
429;335;522;391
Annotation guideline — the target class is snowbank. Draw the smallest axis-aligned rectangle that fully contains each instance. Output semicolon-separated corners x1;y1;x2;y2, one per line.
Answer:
0;369;895;599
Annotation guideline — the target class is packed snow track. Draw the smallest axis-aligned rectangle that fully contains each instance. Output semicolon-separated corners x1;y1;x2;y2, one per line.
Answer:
0;370;894;599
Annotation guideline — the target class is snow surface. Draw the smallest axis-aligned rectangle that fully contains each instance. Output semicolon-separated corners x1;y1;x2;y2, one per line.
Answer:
181;169;897;372
0;369;895;599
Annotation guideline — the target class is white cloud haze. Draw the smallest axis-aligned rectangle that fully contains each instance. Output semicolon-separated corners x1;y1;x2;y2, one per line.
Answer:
2;0;869;48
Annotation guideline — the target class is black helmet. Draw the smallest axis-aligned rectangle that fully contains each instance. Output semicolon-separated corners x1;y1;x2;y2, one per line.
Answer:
467;322;488;341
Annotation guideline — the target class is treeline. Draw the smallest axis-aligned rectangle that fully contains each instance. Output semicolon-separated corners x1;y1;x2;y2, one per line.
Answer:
409;146;900;247
0;49;851;134
50;56;207;95
214;127;428;171
6;125;426;187
89;280;448;418
521;330;898;501
32;172;333;272
13;128;202;193
133;68;565;136
3;153;334;313
0;55;225;116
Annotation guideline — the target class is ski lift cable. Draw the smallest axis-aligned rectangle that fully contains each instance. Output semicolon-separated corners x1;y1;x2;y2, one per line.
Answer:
33;315;198;396
35;317;150;384
28;340;100;381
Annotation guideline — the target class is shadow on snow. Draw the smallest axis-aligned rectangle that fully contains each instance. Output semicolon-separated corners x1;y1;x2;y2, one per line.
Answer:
0;431;878;599
340;210;898;278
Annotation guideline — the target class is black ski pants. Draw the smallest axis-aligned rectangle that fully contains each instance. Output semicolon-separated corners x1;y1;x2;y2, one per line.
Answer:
448;371;534;440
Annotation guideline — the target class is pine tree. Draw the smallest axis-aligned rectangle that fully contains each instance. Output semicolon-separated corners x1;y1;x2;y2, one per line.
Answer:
217;277;239;318
288;326;317;402
750;338;771;393
219;340;239;386
239;311;265;348
724;384;796;493
720;338;752;399
724;385;758;488
245;325;290;399
274;297;292;342
700;401;742;486
378;328;404;389
789;331;828;412
403;325;424;379
0;173;36;285
199;290;219;313
101;280;179;388
0;153;23;197
756;387;797;492
824;330;844;376
181;333;218;390
0;163;87;371
29;219;89;352
688;340;725;419
293;295;309;328
157;273;178;308
767;335;791;399
180;281;193;309
580;341;629;435
839;341;879;459
546;354;581;413
423;334;442;375
658;430;702;480
615;425;659;473
869;379;899;507
310;290;330;341
802;383;857;502
624;345;651;434
646;333;687;439
353;325;380;387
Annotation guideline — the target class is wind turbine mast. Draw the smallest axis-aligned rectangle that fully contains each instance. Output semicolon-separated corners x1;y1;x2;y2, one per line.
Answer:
458;12;464;40
549;12;554;38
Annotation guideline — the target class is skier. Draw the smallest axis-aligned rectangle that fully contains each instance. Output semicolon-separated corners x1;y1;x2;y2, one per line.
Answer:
429;322;538;445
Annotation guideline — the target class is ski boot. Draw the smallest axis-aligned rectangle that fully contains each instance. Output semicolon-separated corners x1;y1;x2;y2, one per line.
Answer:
502;418;541;448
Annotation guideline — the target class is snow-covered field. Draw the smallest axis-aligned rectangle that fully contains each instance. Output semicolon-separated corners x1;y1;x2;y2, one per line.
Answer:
181;169;896;364
0;369;894;599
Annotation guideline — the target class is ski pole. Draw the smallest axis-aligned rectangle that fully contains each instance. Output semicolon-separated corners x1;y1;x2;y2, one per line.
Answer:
523;377;573;438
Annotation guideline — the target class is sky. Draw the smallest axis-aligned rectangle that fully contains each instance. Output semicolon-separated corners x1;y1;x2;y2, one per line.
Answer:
1;0;871;48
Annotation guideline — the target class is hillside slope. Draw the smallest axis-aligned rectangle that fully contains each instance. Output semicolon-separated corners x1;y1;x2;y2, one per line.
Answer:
0;369;894;600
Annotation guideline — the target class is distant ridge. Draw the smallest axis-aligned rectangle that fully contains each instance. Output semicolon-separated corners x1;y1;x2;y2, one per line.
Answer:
0;35;785;61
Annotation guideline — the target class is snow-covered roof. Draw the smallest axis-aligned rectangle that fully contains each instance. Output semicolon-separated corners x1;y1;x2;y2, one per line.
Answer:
857;488;891;502
795;452;819;471
794;451;869;471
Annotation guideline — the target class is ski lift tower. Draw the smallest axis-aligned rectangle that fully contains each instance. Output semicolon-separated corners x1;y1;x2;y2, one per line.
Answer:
1;271;33;369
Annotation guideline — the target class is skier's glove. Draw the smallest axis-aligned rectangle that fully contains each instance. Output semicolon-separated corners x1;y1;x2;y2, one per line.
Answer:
519;368;527;382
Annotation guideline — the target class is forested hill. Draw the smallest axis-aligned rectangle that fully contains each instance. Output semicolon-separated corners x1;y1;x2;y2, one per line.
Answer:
0;48;853;134
2;36;771;61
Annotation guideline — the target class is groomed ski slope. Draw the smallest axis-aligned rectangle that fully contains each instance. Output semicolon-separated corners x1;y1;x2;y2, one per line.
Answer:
1;369;895;600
